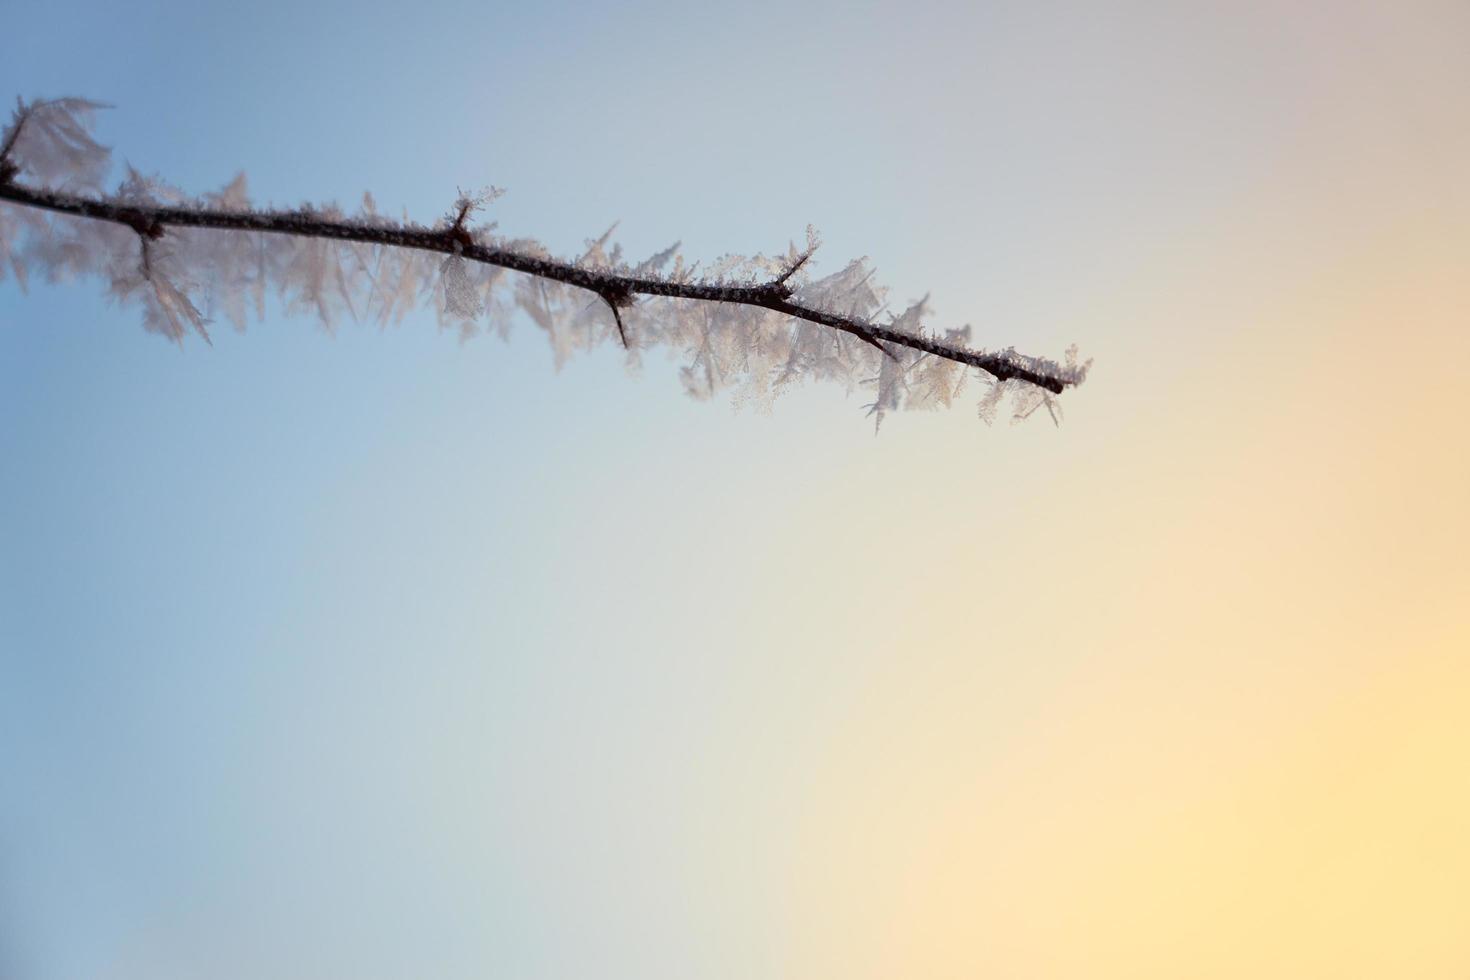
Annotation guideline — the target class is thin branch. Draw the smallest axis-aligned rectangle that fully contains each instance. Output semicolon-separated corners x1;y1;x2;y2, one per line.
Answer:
0;100;30;183
771;250;814;289
0;178;1076;393
606;297;629;348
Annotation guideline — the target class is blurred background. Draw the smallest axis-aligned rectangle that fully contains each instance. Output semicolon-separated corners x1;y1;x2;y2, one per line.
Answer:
2;1;1466;977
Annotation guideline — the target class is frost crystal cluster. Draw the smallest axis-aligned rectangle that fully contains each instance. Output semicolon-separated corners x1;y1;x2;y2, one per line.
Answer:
0;98;1090;427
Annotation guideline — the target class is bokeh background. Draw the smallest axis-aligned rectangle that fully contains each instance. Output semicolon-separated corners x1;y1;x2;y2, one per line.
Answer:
2;1;1466;977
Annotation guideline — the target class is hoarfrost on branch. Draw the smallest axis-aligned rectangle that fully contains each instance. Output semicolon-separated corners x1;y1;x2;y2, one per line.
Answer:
0;97;1091;428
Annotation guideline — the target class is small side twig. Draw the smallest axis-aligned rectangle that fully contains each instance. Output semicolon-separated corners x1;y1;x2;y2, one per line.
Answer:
0;100;30;177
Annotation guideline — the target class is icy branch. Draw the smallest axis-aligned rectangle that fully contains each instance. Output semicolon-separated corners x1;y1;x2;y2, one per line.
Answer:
0;97;1091;426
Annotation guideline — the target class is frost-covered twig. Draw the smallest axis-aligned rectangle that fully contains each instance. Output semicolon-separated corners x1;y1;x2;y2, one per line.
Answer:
0;97;1091;425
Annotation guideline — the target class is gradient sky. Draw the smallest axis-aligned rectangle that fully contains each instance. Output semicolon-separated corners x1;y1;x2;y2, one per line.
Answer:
2;1;1467;978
